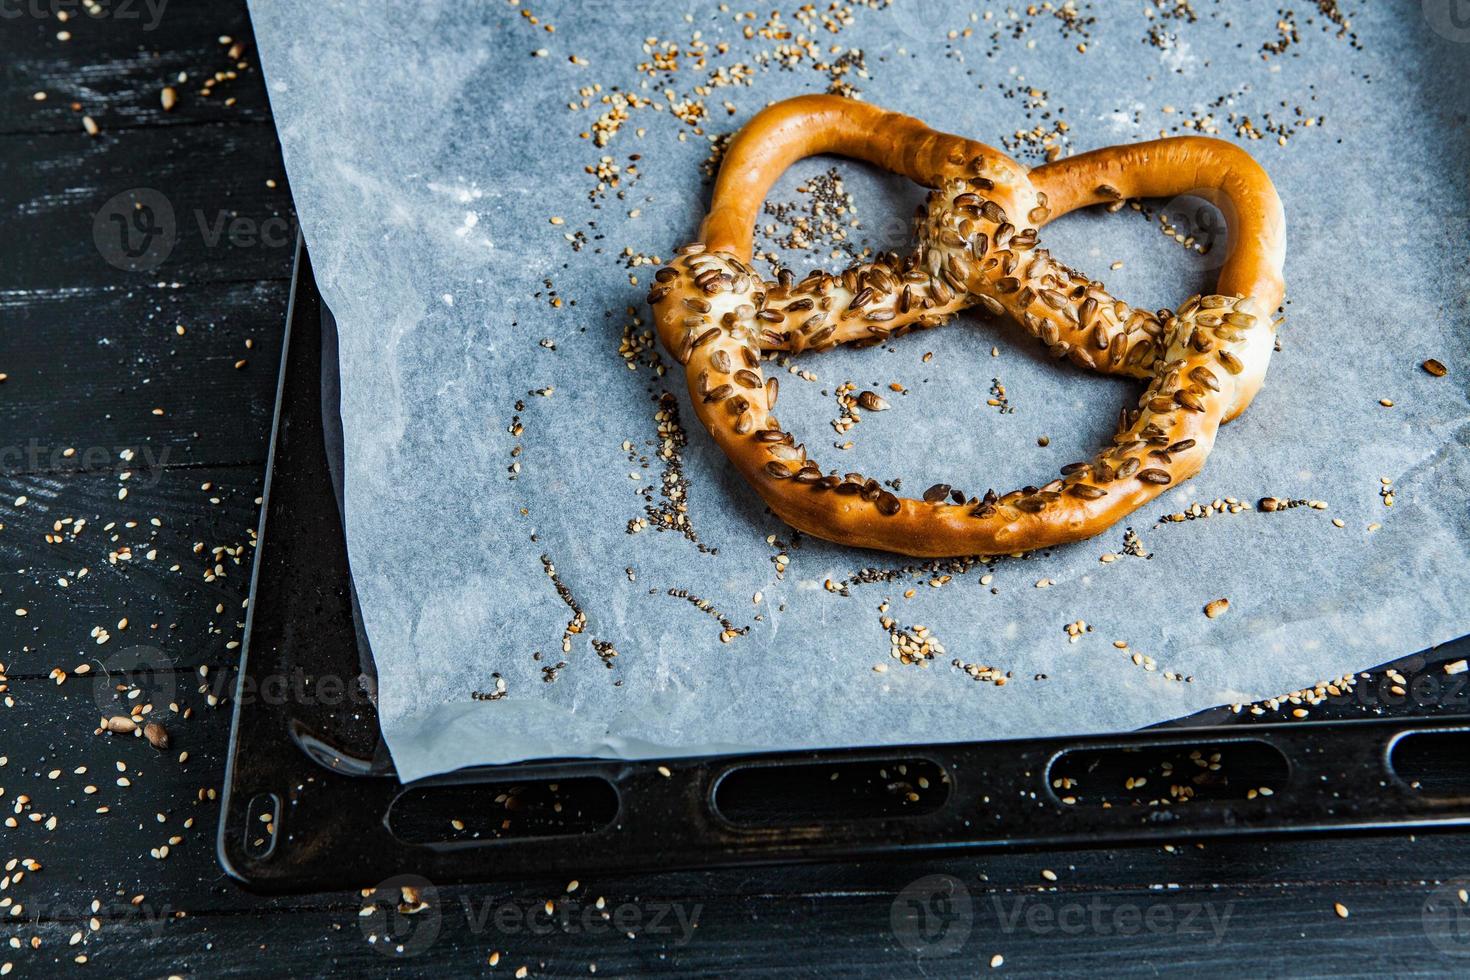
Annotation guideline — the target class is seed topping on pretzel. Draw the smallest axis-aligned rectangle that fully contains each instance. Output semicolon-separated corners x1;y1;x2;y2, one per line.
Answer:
648;95;1285;558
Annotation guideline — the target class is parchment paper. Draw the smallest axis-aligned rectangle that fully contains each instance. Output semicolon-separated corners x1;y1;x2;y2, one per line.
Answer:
249;0;1470;782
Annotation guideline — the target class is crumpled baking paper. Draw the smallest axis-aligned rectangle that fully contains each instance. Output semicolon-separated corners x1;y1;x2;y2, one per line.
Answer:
249;0;1470;781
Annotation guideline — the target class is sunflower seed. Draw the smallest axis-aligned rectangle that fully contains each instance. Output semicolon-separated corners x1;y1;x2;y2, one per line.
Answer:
1137;468;1173;485
923;483;952;503
765;377;779;407
857;391;890;412
1068;483;1107;500
1216;350;1244;375
1189;366;1220;391
710;349;732;374
703;384;734;403
975;294;1004;317
1078;297;1098;329
764;461;794;479
807;325;836;347
734;369;762;389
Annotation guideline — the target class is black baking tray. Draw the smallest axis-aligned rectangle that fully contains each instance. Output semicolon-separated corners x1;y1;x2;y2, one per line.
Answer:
218;235;1470;893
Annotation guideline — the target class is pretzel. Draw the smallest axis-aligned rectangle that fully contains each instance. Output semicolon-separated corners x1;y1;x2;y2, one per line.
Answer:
647;95;1285;557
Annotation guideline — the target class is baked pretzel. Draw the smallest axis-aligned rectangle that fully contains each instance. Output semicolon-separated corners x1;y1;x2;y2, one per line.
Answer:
647;95;1285;557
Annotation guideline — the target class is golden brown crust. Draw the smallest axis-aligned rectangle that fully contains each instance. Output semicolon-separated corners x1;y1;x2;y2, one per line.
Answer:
649;95;1285;558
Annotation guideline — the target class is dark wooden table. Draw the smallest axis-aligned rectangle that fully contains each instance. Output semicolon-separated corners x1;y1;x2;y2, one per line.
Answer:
2;4;1468;976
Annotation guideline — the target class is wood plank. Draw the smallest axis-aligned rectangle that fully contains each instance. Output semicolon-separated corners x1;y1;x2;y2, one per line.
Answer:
0;123;296;289
0;0;271;135
1;875;1467;977
0;464;263;675
0;278;288;469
